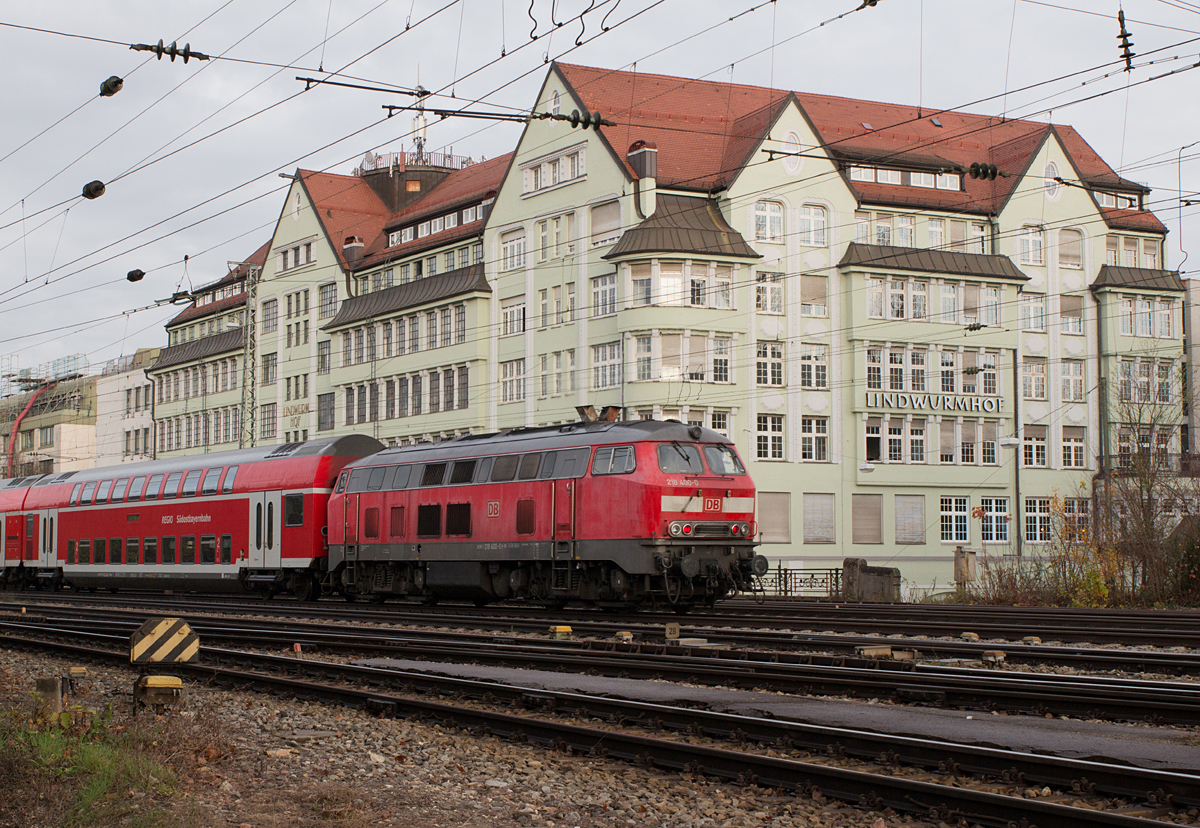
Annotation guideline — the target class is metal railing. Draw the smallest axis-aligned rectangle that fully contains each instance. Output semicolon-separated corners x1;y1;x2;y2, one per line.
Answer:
354;151;474;175
756;566;842;599
1098;452;1200;477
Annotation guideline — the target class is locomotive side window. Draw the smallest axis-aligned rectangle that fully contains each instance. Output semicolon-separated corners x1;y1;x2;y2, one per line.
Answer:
78;539;91;564
162;537;176;564
201;468;221;495
591;446;636;475
390;465;412;490
364;508;380;538
181;536;196;564
95;480;113;504
222;466;238;494
126;538;140;565
69;484;82;506
449;460;476;485
421;463;447;487
703;445;746;475
517;454;541;480
657;443;704;475
474;457;493;482
367;467;388;491
266;502;274;549
182;470;203;497
94;538;107;565
220;535;232;564
491;455;519;481
539;453;557;479
389;506;405;537
516;500;536;535
127;477;145;502
67;540;75;564
284;494;304;526
552;448;590;478
110;538;123;565
200;535;216;564
417;504;442;537
335;471;348;493
80;482;96;505
111;479;128;503
143;537;158;565
347;469;369;493
446;503;472;536
163;473;184;500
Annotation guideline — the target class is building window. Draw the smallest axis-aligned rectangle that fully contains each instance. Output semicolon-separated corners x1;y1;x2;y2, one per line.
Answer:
1062;360;1084;402
889;349;905;391
592;342;621;390
1018;226;1044;265
867;347;882;390
591;273;617;317
262;353;278;386
1136;298;1152;337
501;359;525;403
1158;301;1175;339
501;297;526;336
979;497;1009;543
1022;359;1046;400
1019;296;1045;331
799;344;827;389
756;342;784;386
1023;427;1047;467
801;417;827;461
910;421;926;463
940;350;956;394
756;414;784;460
754;201;783;242
316;393;334;431
888;279;905;319
1064;498;1090;542
712;339;731;383
866;277;884;318
1059;228;1083;268
928;218;945;248
1119;297;1134;336
501;230;526;271
1063;427;1086;468
1025;497;1052;543
756;272;783;314
260;403;277;439
798;205;827;246
940;496;968;542
875;213;892;245
1157;361;1173;402
897;214;915;247
262;298;278;333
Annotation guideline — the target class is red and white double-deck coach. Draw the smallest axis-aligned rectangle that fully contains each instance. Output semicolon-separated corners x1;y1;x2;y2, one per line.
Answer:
328;418;765;610
0;435;381;597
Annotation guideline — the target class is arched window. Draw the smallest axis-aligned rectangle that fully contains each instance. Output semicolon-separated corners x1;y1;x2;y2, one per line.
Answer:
754;201;783;242
1044;162;1061;200
782;132;804;174
798;205;827;246
1058;228;1083;269
551;90;561;116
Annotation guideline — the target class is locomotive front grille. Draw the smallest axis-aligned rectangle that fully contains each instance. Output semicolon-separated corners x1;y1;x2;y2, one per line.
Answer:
692;523;731;538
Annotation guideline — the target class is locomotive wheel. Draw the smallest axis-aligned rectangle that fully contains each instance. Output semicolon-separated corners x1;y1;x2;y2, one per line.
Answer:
370;592;387;604
296;576;318;602
421;593;439;606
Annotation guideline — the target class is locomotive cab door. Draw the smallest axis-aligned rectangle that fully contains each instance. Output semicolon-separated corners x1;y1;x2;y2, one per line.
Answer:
248;493;266;568
344;494;360;545
263;491;282;569
552;479;575;551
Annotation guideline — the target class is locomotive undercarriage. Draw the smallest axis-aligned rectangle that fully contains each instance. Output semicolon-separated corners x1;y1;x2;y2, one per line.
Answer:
332;541;767;610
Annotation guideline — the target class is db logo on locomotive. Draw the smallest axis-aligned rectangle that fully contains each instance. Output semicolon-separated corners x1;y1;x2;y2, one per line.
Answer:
703;498;722;512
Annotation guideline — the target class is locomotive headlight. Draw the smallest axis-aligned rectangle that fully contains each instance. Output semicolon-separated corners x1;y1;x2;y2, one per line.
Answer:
739;522;750;536
669;522;682;537
730;524;741;535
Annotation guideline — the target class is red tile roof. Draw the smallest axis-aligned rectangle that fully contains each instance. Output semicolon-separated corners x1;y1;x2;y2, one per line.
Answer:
555;63;1167;232
297;170;392;271
167;239;269;326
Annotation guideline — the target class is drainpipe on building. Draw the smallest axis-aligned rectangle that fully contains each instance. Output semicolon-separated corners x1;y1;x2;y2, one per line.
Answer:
1095;292;1109;542
1011;347;1022;558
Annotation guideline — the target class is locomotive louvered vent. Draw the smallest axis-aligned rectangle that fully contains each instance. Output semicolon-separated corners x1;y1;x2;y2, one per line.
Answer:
7;477;28;487
264;442;303;459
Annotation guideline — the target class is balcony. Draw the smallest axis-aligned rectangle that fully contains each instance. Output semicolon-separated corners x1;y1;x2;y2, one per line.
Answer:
1098;452;1200;477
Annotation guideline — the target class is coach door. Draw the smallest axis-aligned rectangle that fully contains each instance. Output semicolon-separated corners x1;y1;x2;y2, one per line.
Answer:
37;510;57;567
263;491;282;569
552;480;575;543
248;493;265;568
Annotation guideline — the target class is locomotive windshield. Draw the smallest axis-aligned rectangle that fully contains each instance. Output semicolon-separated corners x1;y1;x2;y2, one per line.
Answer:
657;443;704;474
703;444;746;475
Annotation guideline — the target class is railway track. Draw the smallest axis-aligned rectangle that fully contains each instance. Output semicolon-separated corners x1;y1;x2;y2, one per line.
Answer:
6;607;1200;724
1;626;1195;828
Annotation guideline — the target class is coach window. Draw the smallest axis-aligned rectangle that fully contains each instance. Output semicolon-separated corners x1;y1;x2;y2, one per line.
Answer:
421;463;447;487
201;469;221;496
200;535;216;564
111;479;128;503
182;470;203;497
69;484;82;506
516;500;536;535
78;539;91;564
266;502;274;550
127;538;140;565
143;537;158;565
390;465;412;490
417;504;442;537
491;455;519;481
284;494;304;526
95;480;113;504
255;504;263;549
94;538;107;565
221;466;238;494
446;503;471;536
162;472;183;500
367;467;388;491
67;540;76;564
518;454;541;480
110;538;123;565
128;476;146;502
658;444;704;474
347;468;369;493
449;460;476;485
80;482;96;505
144;474;163;501
220;534;232;564
162;537;177;564
591;446;636;475
180;536;195;564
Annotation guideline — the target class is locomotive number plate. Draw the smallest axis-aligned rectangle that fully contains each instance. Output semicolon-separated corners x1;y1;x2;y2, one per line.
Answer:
487;501;500;518
703;497;722;512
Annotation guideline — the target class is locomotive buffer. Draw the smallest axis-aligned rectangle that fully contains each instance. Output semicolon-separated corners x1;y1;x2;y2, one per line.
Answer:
129;617;199;713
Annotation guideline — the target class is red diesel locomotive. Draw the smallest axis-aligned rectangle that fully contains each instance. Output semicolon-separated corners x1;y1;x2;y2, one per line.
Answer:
0;419;764;609
329;419;765;609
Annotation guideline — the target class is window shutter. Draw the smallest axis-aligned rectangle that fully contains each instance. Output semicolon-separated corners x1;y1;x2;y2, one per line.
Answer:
759;492;791;543
962;283;980;315
894;495;925;544
660;334;682;378
1060;294;1083;319
940;420;956;450
801;275;827;305
688;336;706;376
1059;230;1083;266
1063;426;1086;440
852;494;883;544
950;221;967;251
590;201;620;242
1025;424;1048;439
982;421;998;442
803;493;836;543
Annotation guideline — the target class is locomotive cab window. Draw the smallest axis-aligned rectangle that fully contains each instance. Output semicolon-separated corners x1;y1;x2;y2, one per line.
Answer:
95;480;113;504
421;463;447;487
201;468;221;496
80;482;96;505
657;443;704;475
517;454;541;480
128;476;146;502
335;471;348;493
591;446;636;475
449;460;476;485
704;444;746;475
284;494;304;526
181;470;202;497
69;483;82;506
221;466;238;494
390;465;411;490
111;479;129;503
347;469;369;493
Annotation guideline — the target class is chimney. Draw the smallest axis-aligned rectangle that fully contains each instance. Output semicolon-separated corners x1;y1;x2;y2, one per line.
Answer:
627;140;657;218
342;236;364;265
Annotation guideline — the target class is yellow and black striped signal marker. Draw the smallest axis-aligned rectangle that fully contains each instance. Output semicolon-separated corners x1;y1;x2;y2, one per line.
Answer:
129;617;199;664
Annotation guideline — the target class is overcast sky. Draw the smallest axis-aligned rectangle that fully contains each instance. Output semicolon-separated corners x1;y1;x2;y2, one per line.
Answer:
0;0;1197;381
